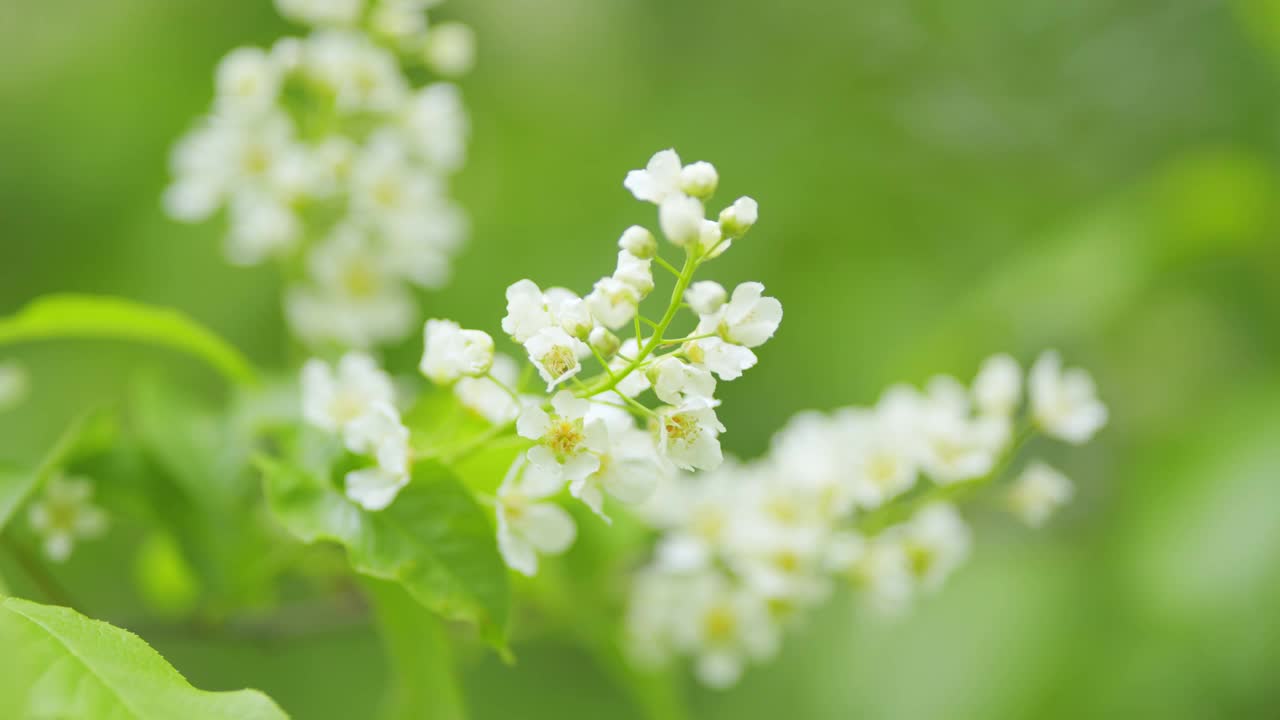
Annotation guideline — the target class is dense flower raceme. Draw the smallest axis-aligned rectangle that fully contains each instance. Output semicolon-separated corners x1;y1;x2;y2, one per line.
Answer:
300;149;779;574
165;0;474;348
625;351;1107;688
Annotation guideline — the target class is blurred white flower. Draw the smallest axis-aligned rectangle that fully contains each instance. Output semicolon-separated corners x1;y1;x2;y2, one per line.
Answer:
1008;460;1074;528
27;474;108;563
301;352;396;434
1030;350;1108;444
496;458;577;576
420;319;494;385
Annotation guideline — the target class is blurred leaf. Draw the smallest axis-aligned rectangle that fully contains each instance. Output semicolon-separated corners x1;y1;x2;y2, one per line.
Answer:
259;456;510;651
402;389;490;457
0;413;94;532
0;596;288;720
134;530;202;619
364;578;467;720
0;294;256;386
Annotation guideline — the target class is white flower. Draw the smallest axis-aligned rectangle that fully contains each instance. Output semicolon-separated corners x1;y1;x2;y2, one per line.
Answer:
545;287;594;339
684;336;758;381
1029;351;1108;444
618;225;657;259
716;282;782;348
301;353;396;433
275;0;364;26
679;161;719;199
697;218;726;258
886;503;971;592
973;353;1021;418
571;406;668;518
420;319;494;385
402;83;468;171
496;458;577;576
501;279;553;342
828;533;914;615
589;327;621;357
685;281;726;316
915;378;1006;484
27;474;108;562
672;572;780;689
517;391;607;493
215;47;281;116
613;251;654;297
718;196;758;239
658;194;706;248
844;395;922;509
1008;461;1074;528
650;357;716;407
424;22;476;76
769;411;857;519
455;353;522;424
342;402;411;510
0;361;29;412
586;276;640;330
306;31;407;112
624;149;683;204
525;327;589;391
657;401;725;472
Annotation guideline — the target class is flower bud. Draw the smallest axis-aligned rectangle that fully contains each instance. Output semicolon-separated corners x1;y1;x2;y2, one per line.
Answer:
659;194;705;247
698;220;725;258
590;326;621;357
719;196;758;239
425;22;476;77
684;281;727;316
679;161;719;200
618;225;657;259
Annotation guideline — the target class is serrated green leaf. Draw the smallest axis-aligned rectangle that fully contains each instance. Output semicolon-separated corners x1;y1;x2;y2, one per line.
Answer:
258;456;510;650
0;294;256;385
0;597;288;720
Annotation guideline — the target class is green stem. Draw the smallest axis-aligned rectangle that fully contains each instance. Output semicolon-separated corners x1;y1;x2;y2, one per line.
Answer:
578;252;699;399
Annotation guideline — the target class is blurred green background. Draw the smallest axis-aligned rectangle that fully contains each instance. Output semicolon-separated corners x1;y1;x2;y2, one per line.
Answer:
3;0;1280;717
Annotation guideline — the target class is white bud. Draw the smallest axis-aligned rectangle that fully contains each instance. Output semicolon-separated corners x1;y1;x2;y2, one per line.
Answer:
698;219;725;258
659;194;705;248
719;196;758;239
590;326;621;357
618;225;657;259
425;22;476;77
685;281;727;316
679;161;719;199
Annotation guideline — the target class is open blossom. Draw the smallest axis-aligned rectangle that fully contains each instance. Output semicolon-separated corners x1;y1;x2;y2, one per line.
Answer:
711;282;783;348
275;0;364;26
342;401;412;510
571;405;669;518
496;458;577;576
27;474;108;562
586;276;641;330
420;319;494;384
301;352;396;434
887;503;972;592
624;149;684;204
657;401;725;472
673;572;781;689
650;357;716;406
517;391;607;494
1030;351;1108;444
525;327;589;391
1007;461;1074;527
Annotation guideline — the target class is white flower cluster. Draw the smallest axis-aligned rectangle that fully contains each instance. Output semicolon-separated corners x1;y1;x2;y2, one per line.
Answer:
301;352;412;510
414;148;779;575
625;351;1107;688
27;473;108;562
165;0;474;348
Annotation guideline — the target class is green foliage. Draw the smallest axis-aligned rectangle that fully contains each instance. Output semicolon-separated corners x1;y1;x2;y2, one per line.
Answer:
0;596;287;720
365;578;468;720
258;455;511;651
0;294;256;386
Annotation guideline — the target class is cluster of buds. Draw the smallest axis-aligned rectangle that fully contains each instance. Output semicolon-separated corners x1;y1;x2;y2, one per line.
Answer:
299;149;781;576
625;351;1107;688
165;0;473;348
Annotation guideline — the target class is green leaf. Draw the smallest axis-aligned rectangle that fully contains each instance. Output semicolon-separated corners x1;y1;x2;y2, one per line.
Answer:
364;578;467;720
258;455;510;650
0;414;95;532
0;596;288;720
0;294;256;385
